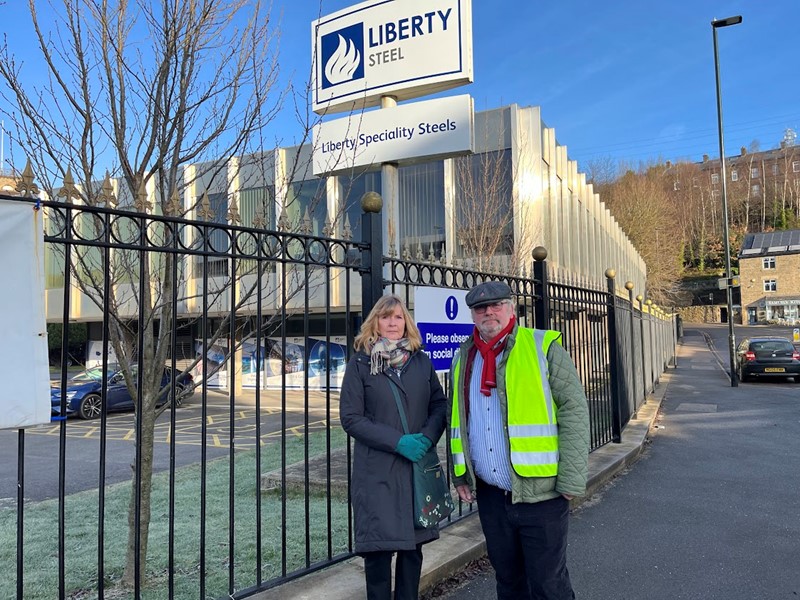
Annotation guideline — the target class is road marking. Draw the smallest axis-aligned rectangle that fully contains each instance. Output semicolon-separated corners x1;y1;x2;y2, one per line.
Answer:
25;411;341;451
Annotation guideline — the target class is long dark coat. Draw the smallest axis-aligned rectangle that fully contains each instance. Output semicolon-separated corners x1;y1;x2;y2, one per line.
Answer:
339;350;448;553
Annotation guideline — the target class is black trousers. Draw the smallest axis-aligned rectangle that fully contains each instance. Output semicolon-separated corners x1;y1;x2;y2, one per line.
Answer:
362;545;424;600
476;478;575;600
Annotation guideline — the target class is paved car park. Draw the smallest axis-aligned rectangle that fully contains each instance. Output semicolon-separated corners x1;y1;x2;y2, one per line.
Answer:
0;387;338;502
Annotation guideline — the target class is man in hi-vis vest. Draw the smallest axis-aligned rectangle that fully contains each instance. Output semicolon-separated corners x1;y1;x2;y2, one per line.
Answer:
449;281;590;600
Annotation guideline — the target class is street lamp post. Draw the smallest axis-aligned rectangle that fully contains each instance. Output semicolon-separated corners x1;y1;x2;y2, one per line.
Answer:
712;14;742;387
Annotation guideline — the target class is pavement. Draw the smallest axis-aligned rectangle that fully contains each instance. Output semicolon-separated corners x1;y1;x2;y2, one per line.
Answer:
252;343;668;599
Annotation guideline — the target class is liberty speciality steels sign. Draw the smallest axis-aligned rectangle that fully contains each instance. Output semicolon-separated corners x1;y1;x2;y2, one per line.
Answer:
312;0;473;114
312;94;473;175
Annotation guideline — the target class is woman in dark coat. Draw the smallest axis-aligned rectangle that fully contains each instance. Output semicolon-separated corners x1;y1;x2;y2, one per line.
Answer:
340;294;448;600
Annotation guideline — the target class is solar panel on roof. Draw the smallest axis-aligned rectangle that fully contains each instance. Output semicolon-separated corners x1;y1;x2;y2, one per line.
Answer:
741;248;762;255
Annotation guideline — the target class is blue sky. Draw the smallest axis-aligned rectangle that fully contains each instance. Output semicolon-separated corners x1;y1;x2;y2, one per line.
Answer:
281;0;799;170
2;0;797;173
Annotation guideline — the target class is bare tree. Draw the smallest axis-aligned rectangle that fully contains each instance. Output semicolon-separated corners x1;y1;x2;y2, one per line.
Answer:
601;164;684;302
452;119;540;273
0;0;296;588
584;156;618;189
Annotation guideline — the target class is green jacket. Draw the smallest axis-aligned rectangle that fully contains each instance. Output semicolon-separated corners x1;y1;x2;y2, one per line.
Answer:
448;324;590;503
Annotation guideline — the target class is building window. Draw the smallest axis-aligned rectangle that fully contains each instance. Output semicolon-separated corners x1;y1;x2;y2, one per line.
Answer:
399;161;446;258
239;186;276;275
711;189;720;200
793;161;800;173
752;184;761;196
286;178;328;235
772;164;779;175
763;257;776;269
731;169;738;181
751;167;760;178
454;149;514;259
673;181;680;191
764;279;777;292
240;186;276;230
711;173;720;185
194;192;230;278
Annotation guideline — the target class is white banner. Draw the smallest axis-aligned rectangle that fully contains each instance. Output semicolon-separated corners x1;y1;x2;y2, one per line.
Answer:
0;199;51;428
313;94;473;176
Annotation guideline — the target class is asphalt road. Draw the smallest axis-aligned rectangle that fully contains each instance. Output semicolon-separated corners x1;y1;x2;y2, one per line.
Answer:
0;387;337;503
432;323;800;599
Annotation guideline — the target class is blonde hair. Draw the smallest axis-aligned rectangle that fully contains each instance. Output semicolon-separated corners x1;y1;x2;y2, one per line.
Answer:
354;294;422;352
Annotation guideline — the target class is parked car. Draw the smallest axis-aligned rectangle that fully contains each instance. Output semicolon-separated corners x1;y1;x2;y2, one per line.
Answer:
51;365;193;419
68;365;119;383
736;337;800;383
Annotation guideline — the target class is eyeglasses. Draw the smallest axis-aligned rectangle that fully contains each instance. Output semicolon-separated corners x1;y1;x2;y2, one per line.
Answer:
472;301;510;315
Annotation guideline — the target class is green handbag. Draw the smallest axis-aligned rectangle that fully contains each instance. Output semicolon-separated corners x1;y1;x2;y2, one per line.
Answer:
388;380;455;530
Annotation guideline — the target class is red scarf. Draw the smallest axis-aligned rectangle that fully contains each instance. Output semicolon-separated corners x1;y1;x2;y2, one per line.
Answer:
472;317;515;396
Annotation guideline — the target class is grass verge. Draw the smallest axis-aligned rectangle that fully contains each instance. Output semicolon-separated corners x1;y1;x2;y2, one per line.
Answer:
0;427;350;599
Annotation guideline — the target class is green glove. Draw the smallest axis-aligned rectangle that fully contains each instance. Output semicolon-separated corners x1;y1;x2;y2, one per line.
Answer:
395;434;427;462
413;432;433;452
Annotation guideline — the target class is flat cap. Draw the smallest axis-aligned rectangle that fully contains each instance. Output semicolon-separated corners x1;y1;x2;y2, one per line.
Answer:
465;281;513;308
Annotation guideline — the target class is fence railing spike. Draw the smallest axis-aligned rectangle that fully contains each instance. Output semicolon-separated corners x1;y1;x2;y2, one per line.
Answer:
342;215;353;240
253;206;267;229
97;172;118;208
277;207;290;231
227;194;241;225
133;180;153;213
300;207;313;234
57;168;81;203
197;191;214;221
15;159;40;198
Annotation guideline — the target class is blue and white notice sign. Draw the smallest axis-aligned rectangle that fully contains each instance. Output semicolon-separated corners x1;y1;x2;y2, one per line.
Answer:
415;287;473;372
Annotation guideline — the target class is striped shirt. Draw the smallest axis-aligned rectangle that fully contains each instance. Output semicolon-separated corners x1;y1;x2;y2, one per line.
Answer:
467;351;513;491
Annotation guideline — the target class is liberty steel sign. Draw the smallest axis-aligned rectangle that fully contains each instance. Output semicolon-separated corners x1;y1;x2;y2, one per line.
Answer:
312;0;473;114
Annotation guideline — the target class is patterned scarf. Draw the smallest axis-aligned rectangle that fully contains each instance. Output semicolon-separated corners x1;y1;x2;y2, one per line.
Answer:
369;337;412;375
472;317;515;396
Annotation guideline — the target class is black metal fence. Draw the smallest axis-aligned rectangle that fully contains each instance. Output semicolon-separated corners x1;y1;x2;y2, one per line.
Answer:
0;193;675;599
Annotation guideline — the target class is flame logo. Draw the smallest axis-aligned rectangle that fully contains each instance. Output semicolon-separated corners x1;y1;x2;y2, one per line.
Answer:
324;34;361;86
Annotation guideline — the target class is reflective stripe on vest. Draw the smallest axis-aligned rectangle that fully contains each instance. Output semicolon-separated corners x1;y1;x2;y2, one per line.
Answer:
450;356;466;475
450;328;562;479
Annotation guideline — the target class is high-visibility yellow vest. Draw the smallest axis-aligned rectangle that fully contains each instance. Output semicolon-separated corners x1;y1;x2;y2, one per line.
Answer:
450;328;562;478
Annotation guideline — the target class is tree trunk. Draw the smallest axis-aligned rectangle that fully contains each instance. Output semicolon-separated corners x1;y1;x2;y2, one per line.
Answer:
122;392;158;588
